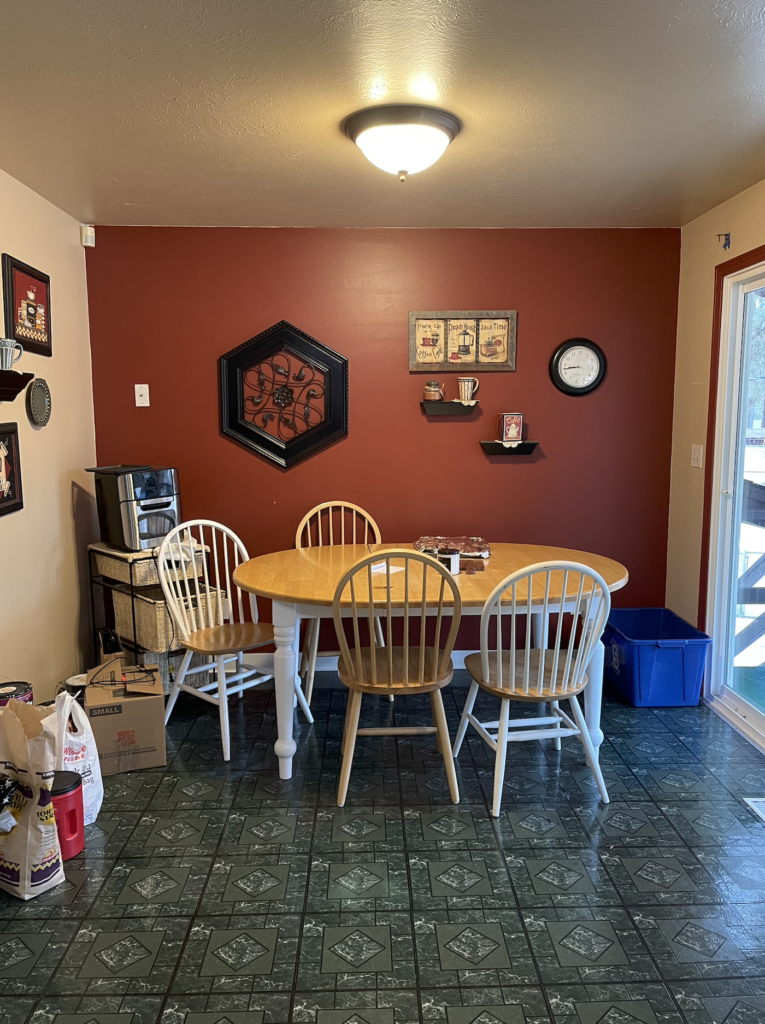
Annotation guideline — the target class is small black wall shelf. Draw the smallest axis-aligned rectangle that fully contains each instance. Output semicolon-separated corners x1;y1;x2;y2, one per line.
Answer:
0;370;34;402
421;401;478;416
480;440;539;455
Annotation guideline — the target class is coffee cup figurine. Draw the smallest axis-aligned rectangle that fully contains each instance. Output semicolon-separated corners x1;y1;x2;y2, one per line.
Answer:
423;380;445;401
457;376;479;403
0;339;23;372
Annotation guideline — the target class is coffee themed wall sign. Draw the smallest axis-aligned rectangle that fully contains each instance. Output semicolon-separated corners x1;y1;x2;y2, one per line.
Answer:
409;310;516;372
2;254;52;357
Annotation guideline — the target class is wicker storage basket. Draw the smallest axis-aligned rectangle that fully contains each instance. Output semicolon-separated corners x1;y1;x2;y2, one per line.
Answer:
113;585;225;653
92;544;206;588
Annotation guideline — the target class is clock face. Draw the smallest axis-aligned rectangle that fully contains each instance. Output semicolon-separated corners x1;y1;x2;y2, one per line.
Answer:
550;338;606;396
559;346;600;388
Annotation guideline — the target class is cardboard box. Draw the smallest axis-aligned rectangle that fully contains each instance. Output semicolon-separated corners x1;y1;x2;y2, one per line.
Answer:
84;666;166;776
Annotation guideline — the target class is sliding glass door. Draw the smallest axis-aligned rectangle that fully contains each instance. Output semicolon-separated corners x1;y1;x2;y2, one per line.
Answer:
708;264;765;745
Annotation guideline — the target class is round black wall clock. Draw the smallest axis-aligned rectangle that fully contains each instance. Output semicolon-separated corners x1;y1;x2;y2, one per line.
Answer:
549;338;606;396
26;378;52;426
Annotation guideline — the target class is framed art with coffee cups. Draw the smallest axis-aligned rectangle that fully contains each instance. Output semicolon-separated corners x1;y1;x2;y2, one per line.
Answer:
2;254;52;357
0;423;23;517
409;309;516;372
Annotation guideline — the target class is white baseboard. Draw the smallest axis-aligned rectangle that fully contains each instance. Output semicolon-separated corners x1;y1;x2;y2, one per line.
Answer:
244;651;472;671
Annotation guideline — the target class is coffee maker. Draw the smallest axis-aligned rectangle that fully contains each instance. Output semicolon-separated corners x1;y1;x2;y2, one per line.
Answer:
87;465;181;551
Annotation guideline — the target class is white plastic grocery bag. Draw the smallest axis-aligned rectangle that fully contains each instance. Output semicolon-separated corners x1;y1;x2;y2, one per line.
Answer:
0;699;65;899
55;692;103;825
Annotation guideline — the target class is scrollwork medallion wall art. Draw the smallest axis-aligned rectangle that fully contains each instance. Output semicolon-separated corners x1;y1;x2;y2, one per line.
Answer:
219;320;348;469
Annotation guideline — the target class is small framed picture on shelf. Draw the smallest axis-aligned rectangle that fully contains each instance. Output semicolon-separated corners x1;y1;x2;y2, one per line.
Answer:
409;309;516;372
500;413;523;442
0;422;23;517
2;254;52;357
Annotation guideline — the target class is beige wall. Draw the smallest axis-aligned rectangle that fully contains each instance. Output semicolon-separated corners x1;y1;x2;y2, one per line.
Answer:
0;167;96;702
667;176;765;625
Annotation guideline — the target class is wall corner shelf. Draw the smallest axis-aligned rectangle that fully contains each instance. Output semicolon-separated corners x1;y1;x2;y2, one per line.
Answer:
0;370;34;402
421;400;478;416
480;440;539;455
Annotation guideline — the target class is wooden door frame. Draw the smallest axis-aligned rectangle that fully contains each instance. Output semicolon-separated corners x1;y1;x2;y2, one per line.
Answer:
698;243;765;630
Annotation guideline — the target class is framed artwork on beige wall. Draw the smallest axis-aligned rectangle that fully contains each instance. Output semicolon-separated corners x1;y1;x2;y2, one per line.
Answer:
0;422;23;517
409;310;516;371
2;254;52;357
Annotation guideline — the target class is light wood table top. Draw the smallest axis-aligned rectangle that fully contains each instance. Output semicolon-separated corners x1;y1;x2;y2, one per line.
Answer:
233;543;628;608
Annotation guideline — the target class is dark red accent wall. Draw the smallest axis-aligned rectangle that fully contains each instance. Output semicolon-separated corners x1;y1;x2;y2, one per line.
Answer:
86;227;680;628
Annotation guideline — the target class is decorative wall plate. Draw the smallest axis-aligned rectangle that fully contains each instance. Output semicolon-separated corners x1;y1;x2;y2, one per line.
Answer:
26;378;52;426
219;320;348;469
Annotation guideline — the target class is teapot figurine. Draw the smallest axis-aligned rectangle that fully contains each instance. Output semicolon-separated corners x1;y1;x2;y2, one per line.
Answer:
423;380;445;402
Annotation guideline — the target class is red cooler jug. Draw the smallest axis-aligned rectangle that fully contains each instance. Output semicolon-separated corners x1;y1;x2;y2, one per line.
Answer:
51;770;84;860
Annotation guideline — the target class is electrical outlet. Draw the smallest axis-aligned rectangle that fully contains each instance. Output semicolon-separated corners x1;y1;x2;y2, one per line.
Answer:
134;384;150;407
691;444;703;468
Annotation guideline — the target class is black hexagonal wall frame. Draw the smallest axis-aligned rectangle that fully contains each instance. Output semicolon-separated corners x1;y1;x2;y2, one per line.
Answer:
219;320;348;469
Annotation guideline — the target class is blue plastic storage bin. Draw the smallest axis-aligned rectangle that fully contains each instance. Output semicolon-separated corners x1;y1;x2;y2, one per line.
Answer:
603;608;711;707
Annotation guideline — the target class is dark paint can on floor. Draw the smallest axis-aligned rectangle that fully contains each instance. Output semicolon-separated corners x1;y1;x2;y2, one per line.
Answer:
0;682;33;706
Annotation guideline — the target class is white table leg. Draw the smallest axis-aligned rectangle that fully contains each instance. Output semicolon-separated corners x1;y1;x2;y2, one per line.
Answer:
584;639;605;748
531;612;547;648
293;617;301;708
273;600;298;779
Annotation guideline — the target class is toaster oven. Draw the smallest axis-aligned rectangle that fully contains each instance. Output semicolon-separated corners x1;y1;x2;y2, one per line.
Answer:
87;465;182;551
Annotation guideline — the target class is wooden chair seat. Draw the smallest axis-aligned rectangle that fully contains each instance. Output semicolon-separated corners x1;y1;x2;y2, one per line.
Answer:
464;649;587;701
182;621;275;655
338;646;454;695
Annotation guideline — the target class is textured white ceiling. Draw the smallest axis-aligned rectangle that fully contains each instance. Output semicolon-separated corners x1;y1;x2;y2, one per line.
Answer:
2;0;765;227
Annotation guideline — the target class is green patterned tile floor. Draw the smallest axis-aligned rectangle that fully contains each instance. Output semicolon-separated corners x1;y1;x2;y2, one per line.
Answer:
4;677;765;1024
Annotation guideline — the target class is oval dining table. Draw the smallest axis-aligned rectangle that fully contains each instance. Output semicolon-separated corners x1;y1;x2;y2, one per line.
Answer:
233;542;629;779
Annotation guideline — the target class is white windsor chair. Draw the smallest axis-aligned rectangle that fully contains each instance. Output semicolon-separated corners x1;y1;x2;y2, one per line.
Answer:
333;548;462;806
295;501;385;704
158;519;312;760
452;561;611;817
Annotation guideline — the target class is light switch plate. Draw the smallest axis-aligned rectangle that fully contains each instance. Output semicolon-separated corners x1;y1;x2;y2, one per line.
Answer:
691;444;703;468
134;384;150;407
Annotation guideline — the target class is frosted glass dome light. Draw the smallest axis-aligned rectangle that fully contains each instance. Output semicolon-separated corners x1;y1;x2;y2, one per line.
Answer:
356;124;450;177
344;105;461;181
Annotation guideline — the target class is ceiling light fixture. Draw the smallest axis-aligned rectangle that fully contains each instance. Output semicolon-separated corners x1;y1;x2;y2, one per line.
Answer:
343;104;461;182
